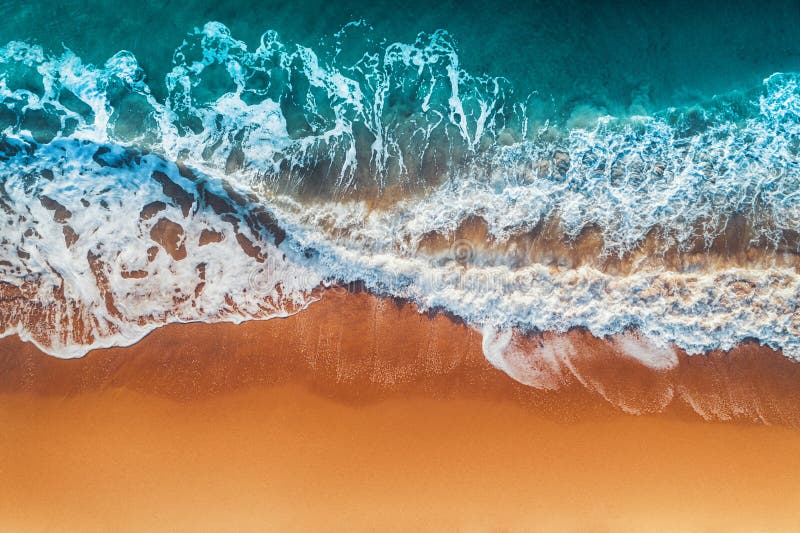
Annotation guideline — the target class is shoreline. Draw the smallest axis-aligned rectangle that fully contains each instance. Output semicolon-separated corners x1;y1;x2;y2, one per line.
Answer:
2;289;800;424
3;290;800;530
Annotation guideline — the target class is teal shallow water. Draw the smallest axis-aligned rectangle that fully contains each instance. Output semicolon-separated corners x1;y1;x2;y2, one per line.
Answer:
3;0;799;116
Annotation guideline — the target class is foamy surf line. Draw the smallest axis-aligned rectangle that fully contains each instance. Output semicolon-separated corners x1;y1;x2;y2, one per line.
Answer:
2;139;799;358
1;21;799;415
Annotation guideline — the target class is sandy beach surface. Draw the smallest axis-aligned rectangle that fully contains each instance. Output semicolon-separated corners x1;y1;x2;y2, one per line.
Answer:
2;291;800;532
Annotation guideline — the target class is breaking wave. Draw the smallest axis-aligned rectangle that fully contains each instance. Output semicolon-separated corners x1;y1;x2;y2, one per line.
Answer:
1;21;800;412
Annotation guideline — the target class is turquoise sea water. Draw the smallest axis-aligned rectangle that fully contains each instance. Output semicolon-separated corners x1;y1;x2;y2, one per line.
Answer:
3;0;799;115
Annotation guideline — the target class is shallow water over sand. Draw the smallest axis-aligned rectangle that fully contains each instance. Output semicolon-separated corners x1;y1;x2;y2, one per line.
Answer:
1;4;799;416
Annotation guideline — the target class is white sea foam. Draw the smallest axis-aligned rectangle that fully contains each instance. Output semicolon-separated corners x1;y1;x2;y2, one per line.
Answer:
0;139;321;357
0;22;799;391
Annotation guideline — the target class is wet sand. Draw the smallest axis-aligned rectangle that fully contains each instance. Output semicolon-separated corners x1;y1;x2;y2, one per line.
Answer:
2;290;800;531
5;385;800;532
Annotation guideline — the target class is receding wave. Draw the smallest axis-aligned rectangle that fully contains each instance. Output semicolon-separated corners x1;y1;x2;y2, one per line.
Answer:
1;21;799;416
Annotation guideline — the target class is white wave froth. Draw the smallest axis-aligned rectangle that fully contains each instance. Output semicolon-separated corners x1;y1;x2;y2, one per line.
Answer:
0;23;799;399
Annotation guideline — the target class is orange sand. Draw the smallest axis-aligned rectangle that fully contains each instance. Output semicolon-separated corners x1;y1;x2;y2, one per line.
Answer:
2;290;800;531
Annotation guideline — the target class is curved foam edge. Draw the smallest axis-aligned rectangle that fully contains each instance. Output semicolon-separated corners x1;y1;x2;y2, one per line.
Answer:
2;289;800;426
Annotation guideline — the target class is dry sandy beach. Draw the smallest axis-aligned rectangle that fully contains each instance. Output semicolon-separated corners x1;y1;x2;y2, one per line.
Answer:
2;291;800;532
